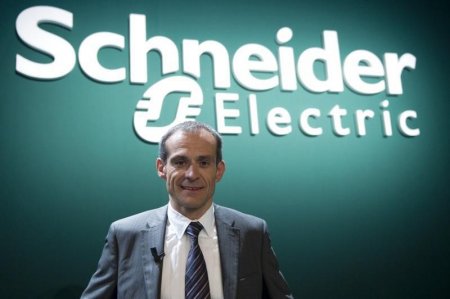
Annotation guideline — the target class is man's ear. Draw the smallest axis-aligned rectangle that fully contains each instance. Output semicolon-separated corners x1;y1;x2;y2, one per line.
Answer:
215;160;226;182
156;158;167;179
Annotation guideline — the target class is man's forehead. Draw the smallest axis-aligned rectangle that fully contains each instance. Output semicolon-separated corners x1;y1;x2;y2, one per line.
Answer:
165;130;217;155
167;130;216;145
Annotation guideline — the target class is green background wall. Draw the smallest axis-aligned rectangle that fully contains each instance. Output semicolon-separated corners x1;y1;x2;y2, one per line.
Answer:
1;0;449;298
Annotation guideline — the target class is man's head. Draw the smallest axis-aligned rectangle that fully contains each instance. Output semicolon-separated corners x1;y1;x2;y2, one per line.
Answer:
156;121;226;219
159;121;223;164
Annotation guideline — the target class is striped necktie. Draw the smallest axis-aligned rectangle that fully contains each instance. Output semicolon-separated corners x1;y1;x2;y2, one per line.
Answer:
185;222;211;299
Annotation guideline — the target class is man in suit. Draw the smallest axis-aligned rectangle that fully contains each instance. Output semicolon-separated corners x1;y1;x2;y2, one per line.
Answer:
81;121;293;299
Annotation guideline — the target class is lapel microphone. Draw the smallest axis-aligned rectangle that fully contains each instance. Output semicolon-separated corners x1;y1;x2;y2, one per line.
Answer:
151;247;165;263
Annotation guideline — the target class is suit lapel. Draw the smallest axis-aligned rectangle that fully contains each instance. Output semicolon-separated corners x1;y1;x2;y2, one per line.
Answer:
141;206;167;299
215;205;240;299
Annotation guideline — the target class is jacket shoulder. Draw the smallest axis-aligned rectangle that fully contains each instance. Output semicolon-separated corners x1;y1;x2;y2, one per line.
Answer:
214;204;266;229
110;205;167;232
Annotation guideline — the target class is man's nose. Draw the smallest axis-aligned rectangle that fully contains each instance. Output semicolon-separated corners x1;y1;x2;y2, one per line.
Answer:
185;164;199;179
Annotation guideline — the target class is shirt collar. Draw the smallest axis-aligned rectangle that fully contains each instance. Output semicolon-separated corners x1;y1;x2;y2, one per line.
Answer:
167;202;215;240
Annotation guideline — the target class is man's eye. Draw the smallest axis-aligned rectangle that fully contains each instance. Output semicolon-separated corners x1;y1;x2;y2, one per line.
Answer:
173;160;186;167
199;160;210;167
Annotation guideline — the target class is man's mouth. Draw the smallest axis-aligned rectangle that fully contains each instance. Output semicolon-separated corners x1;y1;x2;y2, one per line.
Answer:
181;186;203;191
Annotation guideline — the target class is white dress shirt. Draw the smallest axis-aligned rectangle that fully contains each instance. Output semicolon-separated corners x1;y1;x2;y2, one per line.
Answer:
160;203;224;299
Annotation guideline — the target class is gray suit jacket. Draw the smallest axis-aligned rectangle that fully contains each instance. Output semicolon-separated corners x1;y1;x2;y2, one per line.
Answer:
81;204;293;299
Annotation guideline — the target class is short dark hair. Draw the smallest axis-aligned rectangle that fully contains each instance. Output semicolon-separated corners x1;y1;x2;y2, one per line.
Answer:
159;121;223;164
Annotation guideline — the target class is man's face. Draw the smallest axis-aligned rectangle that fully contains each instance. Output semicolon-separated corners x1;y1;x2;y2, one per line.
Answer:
157;129;225;219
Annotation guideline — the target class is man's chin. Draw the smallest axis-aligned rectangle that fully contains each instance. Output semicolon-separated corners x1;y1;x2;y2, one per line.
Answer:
178;197;212;209
183;198;210;209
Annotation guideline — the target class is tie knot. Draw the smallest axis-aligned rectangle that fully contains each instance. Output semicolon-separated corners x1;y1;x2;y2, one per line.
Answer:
186;221;203;239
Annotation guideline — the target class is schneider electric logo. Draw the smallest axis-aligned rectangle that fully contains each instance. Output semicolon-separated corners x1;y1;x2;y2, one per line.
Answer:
15;6;420;143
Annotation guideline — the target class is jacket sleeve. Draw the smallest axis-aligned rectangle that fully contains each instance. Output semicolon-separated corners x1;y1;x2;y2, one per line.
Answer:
80;224;118;299
261;220;295;299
